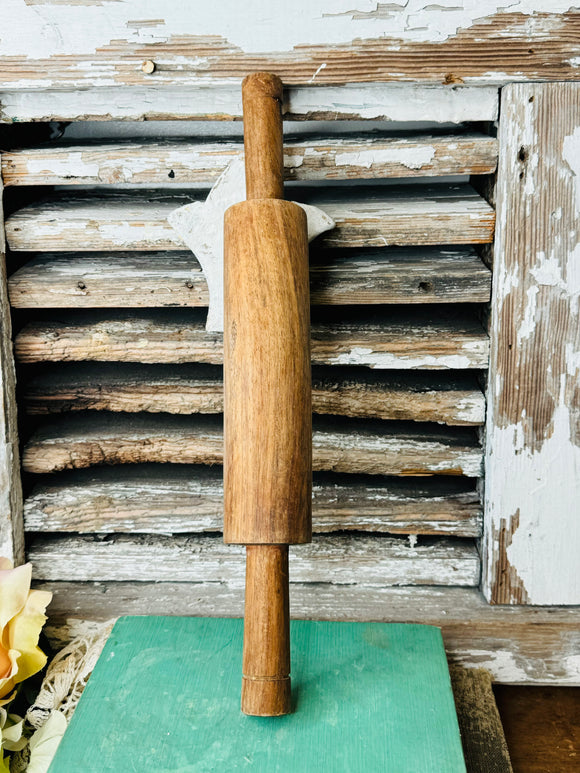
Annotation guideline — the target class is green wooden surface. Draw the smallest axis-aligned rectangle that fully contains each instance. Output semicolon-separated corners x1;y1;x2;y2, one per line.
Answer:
49;617;466;772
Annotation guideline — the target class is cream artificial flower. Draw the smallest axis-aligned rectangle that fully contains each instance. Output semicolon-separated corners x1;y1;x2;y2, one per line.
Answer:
0;559;52;706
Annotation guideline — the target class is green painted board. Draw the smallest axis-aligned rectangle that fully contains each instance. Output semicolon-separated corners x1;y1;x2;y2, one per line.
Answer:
49;617;466;773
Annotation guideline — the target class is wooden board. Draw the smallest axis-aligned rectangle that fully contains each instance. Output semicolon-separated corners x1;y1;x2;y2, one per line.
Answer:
20;364;485;426
494;685;580;773
38;584;580;686
21;413;483;476
49;618;466;773
23;466;482;537
27;533;480;587
14;309;490;370
0;176;24;564
0;84;500;124
4;185;496;252
7;248;492;308
2;134;498;186
0;2;578;89
483;83;580;605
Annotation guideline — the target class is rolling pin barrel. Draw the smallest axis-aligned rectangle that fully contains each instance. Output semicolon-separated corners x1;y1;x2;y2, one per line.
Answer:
223;73;312;716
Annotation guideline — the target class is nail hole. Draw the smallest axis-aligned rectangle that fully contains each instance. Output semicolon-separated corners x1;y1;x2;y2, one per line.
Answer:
185;281;194;289
519;171;525;180
418;281;433;293
168;170;175;179
77;281;86;290
518;146;528;163
529;96;535;103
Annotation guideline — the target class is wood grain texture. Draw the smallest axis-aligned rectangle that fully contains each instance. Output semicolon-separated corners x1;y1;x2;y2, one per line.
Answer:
0;177;24;564
494;685;580;772
20;413;483;477
38;584;580;686
20;364;486;425
26;533;480;587
241;72;284;201
483;83;580;605
13;309;490;370
224;200;311;544
0;3;577;89
242;545;291;716
1;134;498;186
23;466;482;537
449;667;513;773
7;248;492;308
4;185;495;252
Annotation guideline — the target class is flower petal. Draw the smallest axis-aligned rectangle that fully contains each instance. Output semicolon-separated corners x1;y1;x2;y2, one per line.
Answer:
27;710;67;773
6;589;52;686
0;564;32;632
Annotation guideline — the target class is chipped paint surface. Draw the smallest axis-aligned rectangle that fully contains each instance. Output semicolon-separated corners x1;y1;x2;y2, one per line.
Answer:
0;2;578;95
484;82;580;605
0;0;575;58
334;146;436;170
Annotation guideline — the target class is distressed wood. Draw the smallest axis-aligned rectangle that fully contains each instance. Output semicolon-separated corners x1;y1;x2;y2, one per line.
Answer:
20;364;486;426
23;466;482;537
21;414;483;477
4;186;496;252
0;177;24;564
0;3;578;90
0;84;500;124
484;83;580;606
7;248;492;308
1;134;498;186
27;533;480;587
39;584;580;686
13;309;490;370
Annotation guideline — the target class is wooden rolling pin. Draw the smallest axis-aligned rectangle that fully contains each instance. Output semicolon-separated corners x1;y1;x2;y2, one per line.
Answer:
223;72;312;716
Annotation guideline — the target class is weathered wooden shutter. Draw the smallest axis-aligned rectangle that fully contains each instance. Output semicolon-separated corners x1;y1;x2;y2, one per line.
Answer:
2;94;495;600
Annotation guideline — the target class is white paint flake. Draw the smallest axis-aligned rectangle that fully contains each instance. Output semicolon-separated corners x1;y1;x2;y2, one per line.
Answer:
563;127;580;214
334;146;436;170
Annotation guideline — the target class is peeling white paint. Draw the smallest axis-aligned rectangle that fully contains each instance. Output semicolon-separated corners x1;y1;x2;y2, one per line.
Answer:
487;402;580;604
562;126;580;213
517;285;538;343
327;346;486;371
0;0;574;60
334;146;436;170
26;153;100;179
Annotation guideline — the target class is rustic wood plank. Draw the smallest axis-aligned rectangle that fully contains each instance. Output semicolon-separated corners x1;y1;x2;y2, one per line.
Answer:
4;186;496;252
0;175;24;563
23;466;482;537
20;364;486;425
13;309;490;370
2;134;498;186
483;83;580;606
0;84;500;123
21;413;483;477
38;583;580;686
0;4;577;89
26;533;480;586
7;248;492;308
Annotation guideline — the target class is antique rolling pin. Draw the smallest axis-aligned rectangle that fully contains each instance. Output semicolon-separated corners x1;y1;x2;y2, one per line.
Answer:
223;72;312;717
